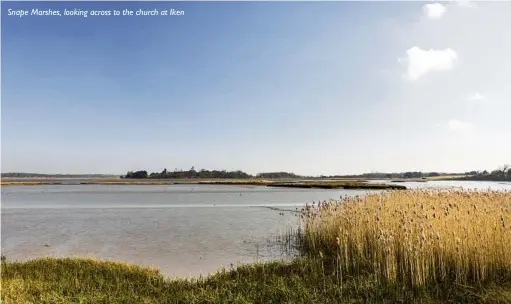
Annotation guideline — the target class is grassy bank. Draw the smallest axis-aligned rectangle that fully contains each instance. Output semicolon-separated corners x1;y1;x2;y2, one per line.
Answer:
2;190;510;303
2;255;509;303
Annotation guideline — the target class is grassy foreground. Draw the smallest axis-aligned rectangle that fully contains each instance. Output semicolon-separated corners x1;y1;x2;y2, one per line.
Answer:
3;256;510;304
2;190;510;303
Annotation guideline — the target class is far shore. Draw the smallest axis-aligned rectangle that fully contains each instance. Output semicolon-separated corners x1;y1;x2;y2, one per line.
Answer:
0;178;409;190
3;175;509;189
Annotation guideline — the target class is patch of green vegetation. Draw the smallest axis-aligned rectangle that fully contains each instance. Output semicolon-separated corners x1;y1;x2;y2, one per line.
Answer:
3;256;508;304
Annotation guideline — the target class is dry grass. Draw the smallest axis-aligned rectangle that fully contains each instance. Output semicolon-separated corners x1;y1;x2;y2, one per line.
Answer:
301;189;511;288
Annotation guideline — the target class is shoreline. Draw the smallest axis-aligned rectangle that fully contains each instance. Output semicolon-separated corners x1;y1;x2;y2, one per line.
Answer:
0;178;407;190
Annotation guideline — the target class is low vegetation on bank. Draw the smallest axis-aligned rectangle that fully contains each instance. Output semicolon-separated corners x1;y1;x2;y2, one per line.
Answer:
268;181;407;190
1;179;406;190
2;189;510;303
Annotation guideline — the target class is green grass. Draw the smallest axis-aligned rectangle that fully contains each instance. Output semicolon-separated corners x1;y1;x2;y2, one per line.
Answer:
3;256;509;304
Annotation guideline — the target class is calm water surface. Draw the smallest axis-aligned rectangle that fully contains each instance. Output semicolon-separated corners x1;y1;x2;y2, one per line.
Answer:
366;179;511;191
2;181;509;277
2;184;357;277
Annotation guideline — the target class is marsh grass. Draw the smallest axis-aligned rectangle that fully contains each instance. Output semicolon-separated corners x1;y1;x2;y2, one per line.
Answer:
301;189;511;289
4;256;507;304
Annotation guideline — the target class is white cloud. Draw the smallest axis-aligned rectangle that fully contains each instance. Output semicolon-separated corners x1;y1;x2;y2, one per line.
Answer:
400;47;458;81
423;3;447;19
447;119;473;131
467;92;485;101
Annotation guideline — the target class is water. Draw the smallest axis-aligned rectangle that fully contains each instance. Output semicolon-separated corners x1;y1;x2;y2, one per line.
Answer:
1;184;351;209
1;184;357;277
365;179;511;191
2;181;508;277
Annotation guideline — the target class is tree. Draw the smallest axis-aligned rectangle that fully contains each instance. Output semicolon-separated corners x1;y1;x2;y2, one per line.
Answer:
125;170;148;179
501;164;510;177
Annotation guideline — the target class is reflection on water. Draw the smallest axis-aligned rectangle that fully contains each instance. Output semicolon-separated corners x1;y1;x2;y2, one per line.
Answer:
2;181;508;277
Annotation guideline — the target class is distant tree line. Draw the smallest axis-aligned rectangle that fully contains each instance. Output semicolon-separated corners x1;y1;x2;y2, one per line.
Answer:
318;167;511;181
122;168;303;179
124;171;149;179
321;172;447;179
255;172;302;179
461;164;511;181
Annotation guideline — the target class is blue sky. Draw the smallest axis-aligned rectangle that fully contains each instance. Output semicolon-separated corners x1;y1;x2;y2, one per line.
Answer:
2;1;510;175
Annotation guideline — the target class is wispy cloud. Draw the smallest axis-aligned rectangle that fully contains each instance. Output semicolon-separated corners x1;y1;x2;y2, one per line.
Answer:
423;3;447;19
399;47;458;81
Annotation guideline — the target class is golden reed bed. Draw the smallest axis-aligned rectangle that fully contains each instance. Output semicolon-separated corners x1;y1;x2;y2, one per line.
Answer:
301;189;511;287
